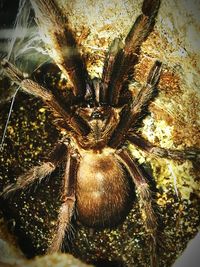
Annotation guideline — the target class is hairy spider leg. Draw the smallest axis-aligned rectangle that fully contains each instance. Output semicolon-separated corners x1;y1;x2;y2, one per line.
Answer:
100;38;123;105
108;60;162;148
1;60;90;136
101;0;160;106
127;133;200;162
116;148;158;267
30;0;89;99
47;145;78;253
1;142;67;198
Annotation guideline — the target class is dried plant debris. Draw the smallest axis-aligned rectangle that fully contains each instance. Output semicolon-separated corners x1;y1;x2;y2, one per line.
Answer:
0;0;200;267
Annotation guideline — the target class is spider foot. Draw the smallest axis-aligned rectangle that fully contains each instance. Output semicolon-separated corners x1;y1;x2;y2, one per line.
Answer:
0;180;38;200
0;183;21;200
137;183;159;267
1;162;56;200
1;59;24;84
142;0;160;17
149;147;200;162
184;148;200;161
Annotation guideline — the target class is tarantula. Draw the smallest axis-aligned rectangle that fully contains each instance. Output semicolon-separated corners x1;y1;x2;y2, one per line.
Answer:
1;0;199;266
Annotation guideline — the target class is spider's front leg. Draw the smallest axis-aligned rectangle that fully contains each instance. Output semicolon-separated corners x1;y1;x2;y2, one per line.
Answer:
47;146;79;253
116;148;158;267
109;60;162;148
1;142;68;198
1;60;90;136
30;0;89;98
101;0;160;105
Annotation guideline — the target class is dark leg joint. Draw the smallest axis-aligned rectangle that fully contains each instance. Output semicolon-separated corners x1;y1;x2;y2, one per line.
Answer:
49;142;68;166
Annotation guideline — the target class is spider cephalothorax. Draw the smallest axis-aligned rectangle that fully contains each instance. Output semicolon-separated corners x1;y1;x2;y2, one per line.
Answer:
1;0;200;266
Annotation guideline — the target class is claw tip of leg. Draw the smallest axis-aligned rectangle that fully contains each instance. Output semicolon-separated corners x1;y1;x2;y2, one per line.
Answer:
142;0;161;17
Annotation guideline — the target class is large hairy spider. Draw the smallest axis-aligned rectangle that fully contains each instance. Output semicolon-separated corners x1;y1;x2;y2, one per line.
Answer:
1;0;199;266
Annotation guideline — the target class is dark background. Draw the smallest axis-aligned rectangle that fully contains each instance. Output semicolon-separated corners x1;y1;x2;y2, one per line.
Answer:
0;0;19;28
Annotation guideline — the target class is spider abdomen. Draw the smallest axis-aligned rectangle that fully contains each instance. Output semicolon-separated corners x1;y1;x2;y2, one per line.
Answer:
76;149;134;228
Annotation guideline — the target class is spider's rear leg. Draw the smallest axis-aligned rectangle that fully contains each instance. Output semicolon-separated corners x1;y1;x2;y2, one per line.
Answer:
108;60;162;148
128;133;200;162
47;146;79;253
116;148;158;267
1;142;68;199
